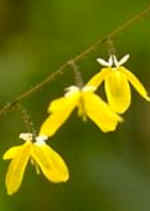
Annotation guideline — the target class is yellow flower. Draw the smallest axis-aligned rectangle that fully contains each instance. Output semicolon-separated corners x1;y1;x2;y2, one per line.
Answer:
86;54;150;113
39;85;123;137
3;133;69;195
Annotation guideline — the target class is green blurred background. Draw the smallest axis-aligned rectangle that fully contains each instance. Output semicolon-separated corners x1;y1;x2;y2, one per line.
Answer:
1;0;150;210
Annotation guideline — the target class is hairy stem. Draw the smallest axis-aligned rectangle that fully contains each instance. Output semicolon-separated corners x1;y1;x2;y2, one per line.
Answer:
0;4;150;116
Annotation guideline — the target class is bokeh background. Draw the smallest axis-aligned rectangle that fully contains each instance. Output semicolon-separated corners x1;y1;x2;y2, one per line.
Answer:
0;0;150;210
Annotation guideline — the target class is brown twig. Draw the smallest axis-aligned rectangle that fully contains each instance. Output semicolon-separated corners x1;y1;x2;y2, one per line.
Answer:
0;4;150;116
16;103;36;135
68;60;84;88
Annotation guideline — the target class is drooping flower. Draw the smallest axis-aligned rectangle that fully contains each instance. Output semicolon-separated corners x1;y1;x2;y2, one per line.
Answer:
39;85;123;137
86;54;150;113
3;133;69;195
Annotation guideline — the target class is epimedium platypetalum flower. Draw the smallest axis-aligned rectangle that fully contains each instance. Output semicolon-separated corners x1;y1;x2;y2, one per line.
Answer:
39;85;123;137
3;133;69;195
86;54;150;113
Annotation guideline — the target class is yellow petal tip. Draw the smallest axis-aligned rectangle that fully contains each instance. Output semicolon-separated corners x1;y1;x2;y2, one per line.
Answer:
119;117;124;122
6;185;18;195
7;190;14;196
63;174;70;182
145;96;150;102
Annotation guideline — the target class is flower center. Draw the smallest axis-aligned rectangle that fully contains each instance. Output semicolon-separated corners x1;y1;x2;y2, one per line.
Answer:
97;54;130;68
19;133;48;145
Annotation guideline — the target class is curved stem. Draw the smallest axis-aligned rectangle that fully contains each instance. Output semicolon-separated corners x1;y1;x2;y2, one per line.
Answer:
0;4;150;116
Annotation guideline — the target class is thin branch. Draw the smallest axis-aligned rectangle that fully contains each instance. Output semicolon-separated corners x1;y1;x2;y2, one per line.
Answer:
16;103;36;135
68;60;84;88
105;39;116;56
0;3;150;116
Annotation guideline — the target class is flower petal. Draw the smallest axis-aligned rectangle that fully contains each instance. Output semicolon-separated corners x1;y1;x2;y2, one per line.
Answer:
4;141;31;195
39;92;80;137
82;92;123;132
85;68;110;89
105;69;131;113
120;67;150;101
3;146;22;160
32;143;69;183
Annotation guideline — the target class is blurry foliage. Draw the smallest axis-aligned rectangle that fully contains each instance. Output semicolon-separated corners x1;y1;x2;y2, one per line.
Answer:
0;0;150;211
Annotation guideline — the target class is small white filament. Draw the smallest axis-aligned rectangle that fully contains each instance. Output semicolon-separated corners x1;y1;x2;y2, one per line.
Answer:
97;54;130;68
113;55;119;67
19;133;33;141
118;54;130;66
82;86;96;92
35;135;48;145
97;58;111;67
108;55;113;67
64;85;79;97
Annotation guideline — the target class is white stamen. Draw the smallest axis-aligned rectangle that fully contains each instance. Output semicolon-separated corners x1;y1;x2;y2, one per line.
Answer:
113;55;119;67
19;133;33;141
108;55;113;67
64;85;79;97
97;53;130;68
118;54;130;66
82;86;96;92
96;58;110;67
35;136;48;145
65;86;79;92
